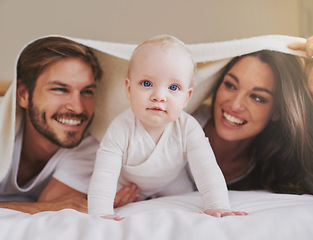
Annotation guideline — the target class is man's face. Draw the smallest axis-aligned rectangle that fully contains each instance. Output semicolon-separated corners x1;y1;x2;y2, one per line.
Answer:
25;57;96;148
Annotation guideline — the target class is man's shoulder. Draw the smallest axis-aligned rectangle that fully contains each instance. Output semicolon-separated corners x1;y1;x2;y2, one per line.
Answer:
60;134;99;156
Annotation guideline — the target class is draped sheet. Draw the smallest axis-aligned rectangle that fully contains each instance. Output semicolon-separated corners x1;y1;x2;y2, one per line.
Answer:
0;34;307;182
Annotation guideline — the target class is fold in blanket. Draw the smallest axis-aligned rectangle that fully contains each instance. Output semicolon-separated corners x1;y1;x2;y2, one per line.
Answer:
0;35;307;182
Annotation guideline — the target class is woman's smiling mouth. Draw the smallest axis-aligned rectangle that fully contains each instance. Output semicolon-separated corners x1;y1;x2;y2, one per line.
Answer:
223;111;247;125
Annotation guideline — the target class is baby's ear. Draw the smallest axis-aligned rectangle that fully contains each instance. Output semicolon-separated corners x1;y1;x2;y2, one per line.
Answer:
184;87;193;107
125;78;131;100
16;79;29;109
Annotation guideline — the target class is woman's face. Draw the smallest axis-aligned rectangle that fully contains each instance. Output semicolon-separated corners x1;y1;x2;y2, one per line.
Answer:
213;56;279;142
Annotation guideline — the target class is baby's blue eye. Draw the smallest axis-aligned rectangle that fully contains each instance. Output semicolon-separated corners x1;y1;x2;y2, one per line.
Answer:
141;80;152;87
169;84;179;91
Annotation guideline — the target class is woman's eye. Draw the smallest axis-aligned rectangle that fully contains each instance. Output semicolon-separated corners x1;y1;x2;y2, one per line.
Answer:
223;81;236;90
250;94;267;103
141;80;152;87
169;84;180;91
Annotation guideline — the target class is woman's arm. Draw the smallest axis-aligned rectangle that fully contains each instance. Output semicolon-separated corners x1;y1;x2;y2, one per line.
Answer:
288;36;313;93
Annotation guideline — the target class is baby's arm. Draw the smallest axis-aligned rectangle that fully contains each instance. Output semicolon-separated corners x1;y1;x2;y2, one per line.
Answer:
186;118;247;217
88;120;126;219
87;146;123;219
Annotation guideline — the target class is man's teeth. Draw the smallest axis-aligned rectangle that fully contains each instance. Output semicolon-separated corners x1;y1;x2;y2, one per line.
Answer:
223;112;245;125
57;118;81;126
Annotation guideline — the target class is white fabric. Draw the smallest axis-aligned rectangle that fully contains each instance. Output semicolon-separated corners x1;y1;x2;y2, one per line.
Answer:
0;115;99;201
1;190;313;240
88;108;230;216
0;34;311;239
0;34;306;183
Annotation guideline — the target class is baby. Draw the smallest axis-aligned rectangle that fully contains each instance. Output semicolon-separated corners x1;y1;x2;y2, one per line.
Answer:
88;35;247;220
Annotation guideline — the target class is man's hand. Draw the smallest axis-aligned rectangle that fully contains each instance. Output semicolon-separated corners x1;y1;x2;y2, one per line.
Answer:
0;190;87;214
114;183;140;208
0;178;87;214
0;179;140;214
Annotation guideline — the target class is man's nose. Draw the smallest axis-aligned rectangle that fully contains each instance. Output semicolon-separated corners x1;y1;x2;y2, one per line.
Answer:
66;92;84;113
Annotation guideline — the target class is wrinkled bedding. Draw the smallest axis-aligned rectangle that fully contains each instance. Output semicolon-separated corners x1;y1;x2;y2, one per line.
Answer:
1;190;312;240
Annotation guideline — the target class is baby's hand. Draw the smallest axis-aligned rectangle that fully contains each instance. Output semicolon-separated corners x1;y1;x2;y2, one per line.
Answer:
203;208;248;218
101;214;124;221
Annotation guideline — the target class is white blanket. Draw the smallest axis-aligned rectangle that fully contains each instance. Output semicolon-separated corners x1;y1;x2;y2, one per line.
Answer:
0;34;307;182
1;190;312;240
0;35;311;240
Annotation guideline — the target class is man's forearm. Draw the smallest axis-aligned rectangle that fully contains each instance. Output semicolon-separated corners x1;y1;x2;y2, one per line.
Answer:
0;201;52;214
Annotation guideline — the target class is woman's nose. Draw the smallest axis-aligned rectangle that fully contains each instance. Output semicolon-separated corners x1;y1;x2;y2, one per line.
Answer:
230;94;246;112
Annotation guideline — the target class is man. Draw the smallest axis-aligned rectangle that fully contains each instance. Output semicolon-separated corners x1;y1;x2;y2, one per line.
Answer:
0;37;103;213
0;36;137;214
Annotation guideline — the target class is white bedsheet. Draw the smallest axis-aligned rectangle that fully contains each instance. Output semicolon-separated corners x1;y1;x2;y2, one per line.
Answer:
1;190;312;240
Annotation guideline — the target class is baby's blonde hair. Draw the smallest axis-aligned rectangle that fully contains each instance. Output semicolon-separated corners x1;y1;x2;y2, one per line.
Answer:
127;34;196;78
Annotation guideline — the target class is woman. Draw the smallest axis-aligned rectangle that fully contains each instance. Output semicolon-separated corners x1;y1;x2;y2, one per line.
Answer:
195;49;313;194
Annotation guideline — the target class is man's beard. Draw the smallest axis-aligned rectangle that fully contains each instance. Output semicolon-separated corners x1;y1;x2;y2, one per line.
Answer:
27;98;93;148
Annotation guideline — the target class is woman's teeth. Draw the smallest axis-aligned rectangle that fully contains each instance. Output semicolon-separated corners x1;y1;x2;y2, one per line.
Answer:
223;112;245;125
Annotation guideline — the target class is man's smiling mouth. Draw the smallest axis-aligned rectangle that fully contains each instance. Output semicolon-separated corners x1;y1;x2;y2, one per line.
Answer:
223;111;247;125
56;117;83;126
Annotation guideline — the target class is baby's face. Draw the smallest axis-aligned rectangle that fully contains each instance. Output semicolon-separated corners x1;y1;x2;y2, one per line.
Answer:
125;44;193;131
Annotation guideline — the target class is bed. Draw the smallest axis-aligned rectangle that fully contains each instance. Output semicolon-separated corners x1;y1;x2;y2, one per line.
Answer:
1;190;313;239
1;35;312;240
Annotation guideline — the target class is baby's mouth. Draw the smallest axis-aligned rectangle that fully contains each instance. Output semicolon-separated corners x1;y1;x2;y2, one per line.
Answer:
223;111;247;125
148;106;165;112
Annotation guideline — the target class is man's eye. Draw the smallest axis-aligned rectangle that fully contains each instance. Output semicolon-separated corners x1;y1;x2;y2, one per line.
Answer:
51;88;68;93
81;90;95;96
169;84;180;91
141;80;152;87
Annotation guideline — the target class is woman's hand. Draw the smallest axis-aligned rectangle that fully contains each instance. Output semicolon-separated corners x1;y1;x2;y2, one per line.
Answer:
288;36;313;93
288;36;313;57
